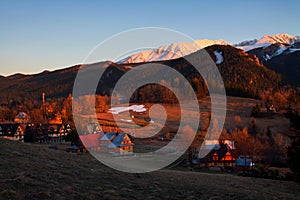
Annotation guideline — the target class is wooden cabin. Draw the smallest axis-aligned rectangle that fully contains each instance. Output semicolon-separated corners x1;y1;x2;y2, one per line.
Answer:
200;141;236;169
0;123;25;142
99;132;133;155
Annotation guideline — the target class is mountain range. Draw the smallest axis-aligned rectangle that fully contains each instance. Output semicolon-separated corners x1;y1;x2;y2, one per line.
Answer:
117;40;229;64
118;34;300;64
117;33;300;86
0;33;298;103
0;45;282;103
235;33;300;51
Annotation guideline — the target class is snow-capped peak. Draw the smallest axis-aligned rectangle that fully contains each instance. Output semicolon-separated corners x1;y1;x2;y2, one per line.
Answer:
258;33;299;45
117;39;230;64
117;42;198;64
235;33;300;51
117;34;299;64
195;39;229;48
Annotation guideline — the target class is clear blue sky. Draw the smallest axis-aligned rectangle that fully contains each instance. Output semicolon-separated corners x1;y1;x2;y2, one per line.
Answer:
1;0;299;76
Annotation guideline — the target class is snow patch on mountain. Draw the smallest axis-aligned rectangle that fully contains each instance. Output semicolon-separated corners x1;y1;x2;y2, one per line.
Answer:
288;48;300;53
264;54;271;61
263;44;289;61
273;46;288;57
214;50;223;64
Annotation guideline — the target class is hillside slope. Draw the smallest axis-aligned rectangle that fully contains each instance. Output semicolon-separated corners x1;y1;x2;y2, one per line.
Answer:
0;139;299;200
0;65;81;102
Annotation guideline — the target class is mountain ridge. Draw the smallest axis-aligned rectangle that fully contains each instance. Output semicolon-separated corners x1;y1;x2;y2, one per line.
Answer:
235;33;300;51
118;33;299;65
117;40;230;64
0;45;282;103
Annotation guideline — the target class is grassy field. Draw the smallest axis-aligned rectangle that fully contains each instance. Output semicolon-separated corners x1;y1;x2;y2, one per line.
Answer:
94;96;290;134
92;96;290;153
1;139;299;200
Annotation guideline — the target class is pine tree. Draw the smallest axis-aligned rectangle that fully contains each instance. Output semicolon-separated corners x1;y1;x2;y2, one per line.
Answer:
287;112;300;181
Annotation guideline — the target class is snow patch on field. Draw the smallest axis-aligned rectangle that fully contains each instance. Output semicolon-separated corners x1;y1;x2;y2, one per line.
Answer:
109;105;146;114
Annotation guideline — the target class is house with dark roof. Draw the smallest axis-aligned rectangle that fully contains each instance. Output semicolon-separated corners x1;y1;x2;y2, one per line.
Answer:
0;123;25;142
99;132;133;155
59;124;72;138
200;140;237;169
43;124;63;142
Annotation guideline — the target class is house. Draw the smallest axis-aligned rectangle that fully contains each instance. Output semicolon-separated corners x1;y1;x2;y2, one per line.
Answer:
13;124;26;141
99;132;115;152
0;123;25;142
59;124;72;138
99;132;133;155
86;123;102;134
14;112;31;124
43;124;63;142
266;104;276;113
200;140;236;169
235;156;253;171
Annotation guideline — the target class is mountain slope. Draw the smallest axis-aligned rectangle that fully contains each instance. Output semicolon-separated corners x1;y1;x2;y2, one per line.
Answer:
235;34;300;85
193;45;281;97
263;50;300;86
121;45;281;100
0;65;81;102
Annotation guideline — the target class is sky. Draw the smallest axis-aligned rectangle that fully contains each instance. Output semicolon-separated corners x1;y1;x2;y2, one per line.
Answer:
0;0;300;76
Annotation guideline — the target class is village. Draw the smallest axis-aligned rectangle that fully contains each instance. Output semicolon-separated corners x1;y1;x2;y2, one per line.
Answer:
0;109;292;180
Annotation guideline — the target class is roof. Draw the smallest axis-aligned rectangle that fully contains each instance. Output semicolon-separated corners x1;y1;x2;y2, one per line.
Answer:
111;134;126;146
80;132;104;148
203;140;235;150
235;157;253;167
100;132;133;148
99;132;115;141
15;112;30;119
200;143;237;163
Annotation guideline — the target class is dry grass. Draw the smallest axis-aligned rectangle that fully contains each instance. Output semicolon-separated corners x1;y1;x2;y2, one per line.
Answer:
95;96;290;138
0;138;299;200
